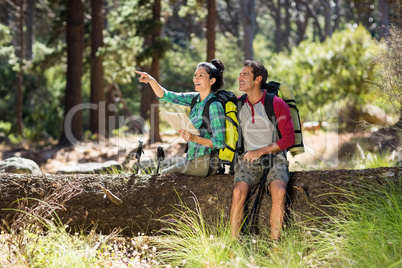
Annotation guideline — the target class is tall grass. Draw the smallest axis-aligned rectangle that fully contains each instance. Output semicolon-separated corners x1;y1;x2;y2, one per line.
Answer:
156;175;402;267
2;175;401;267
156;195;234;267
332;177;402;267
0;180;159;267
1;197;103;267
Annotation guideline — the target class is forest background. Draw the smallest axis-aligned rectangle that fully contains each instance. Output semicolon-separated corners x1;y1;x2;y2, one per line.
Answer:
0;0;401;169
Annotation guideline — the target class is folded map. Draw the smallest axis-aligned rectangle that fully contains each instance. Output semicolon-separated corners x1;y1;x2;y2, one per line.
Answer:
160;111;200;135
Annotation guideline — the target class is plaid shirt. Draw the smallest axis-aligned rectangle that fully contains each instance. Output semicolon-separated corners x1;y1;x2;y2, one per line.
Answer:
159;90;225;161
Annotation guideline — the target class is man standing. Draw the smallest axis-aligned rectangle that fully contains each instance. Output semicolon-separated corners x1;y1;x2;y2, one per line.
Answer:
230;60;295;240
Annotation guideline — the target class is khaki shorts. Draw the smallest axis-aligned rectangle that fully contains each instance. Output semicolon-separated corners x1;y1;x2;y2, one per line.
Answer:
234;153;290;193
161;153;218;177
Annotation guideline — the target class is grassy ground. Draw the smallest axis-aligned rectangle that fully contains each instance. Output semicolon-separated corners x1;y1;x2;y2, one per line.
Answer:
1;173;401;267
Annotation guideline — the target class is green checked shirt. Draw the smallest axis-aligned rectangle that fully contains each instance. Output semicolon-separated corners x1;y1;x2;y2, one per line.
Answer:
159;90;225;161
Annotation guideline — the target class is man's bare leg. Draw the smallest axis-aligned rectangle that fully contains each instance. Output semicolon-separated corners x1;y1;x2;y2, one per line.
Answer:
230;182;250;239
268;180;287;240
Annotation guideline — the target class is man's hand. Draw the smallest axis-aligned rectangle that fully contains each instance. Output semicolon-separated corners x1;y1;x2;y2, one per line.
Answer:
243;143;282;162
243;150;263;162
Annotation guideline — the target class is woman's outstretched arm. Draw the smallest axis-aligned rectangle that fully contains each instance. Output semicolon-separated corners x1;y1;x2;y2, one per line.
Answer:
135;70;165;98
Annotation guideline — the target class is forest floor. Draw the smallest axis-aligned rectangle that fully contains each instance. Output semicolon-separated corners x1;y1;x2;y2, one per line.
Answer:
1;127;399;174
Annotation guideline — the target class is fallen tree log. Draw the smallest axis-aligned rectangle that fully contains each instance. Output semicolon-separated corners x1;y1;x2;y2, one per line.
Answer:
1;167;401;236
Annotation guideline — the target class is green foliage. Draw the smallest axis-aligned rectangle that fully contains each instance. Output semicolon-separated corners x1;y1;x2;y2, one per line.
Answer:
0;20;66;141
333;177;402;267
103;0;170;85
270;24;381;123
178;0;207;20
102;0;146;84
0;25;17;124
0;121;12;136
156;177;402;267
160;32;243;95
353;143;399;169
215;33;244;93
157;196;234;267
0;194;159;267
374;25;402;117
160;37;204;92
0;1;392;144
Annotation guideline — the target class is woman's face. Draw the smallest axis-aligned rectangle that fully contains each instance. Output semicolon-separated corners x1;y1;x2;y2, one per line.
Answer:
193;67;215;93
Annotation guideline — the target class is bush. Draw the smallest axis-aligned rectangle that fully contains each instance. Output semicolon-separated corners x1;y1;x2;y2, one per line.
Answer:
270;24;382;130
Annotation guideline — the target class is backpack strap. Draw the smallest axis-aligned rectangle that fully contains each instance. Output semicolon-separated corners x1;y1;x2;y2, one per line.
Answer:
189;94;217;137
236;94;247;154
263;93;281;140
264;93;288;158
200;98;216;135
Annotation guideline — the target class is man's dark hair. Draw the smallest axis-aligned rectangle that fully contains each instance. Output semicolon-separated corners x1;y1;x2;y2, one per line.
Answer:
243;60;268;88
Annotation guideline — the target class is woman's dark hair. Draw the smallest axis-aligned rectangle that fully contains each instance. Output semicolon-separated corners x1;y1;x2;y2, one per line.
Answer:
197;59;225;92
243;60;268;88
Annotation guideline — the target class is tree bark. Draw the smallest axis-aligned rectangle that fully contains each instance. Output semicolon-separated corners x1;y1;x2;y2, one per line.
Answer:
322;0;333;37
140;0;162;144
378;0;390;38
333;0;341;31
59;0;84;146
294;0;310;45
283;0;291;51
267;0;283;53
206;0;216;61
25;0;34;60
106;83;116;136
90;0;106;137
16;0;24;137
220;0;240;39
1;168;400;236
240;0;256;60
304;0;325;42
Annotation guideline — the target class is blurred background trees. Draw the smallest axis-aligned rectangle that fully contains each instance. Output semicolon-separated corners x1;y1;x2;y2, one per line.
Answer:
0;0;400;146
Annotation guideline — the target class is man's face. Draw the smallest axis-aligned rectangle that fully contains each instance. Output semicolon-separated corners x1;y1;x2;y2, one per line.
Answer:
238;65;257;92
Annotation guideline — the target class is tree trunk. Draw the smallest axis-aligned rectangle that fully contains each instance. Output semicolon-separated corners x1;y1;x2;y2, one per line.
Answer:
322;0;333;37
0;1;8;25
16;0;24;137
334;0;341;31
283;0;291;51
149;60;162;144
140;0;162;144
59;0;84;147
140;65;153;122
267;0;283;53
25;0;34;60
378;0;390;38
106;83;116;136
221;0;240;39
294;0;310;45
240;0;256;60
150;0;162;144
206;0;216;61
90;0;106;137
304;1;325;42
1;167;400;236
